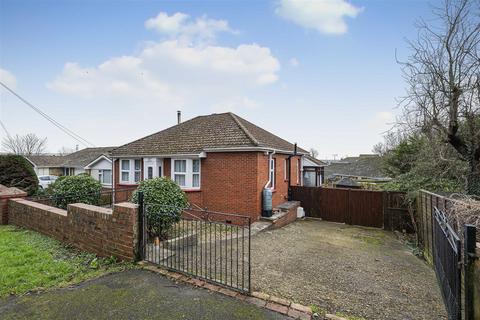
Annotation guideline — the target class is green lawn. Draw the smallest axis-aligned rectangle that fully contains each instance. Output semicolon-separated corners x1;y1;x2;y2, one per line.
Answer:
0;225;134;298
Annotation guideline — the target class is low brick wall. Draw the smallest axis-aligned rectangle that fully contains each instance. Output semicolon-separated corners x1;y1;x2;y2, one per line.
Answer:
8;199;138;261
0;185;27;224
271;201;300;229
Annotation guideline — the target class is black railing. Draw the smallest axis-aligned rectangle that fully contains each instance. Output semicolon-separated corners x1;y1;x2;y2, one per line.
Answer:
433;207;462;320
141;202;251;294
26;188;135;209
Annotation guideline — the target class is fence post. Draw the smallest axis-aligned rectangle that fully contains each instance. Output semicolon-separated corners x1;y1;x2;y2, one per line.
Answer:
136;191;144;261
464;224;477;320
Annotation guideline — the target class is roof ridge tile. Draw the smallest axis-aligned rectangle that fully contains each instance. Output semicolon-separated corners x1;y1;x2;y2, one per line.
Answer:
228;112;259;146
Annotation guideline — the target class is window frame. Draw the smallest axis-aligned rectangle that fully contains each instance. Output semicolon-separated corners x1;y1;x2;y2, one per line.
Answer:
98;169;112;185
171;158;201;190
120;159;142;184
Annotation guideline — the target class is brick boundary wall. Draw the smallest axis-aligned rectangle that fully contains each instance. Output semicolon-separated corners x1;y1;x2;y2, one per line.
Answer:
8;199;138;261
0;185;27;225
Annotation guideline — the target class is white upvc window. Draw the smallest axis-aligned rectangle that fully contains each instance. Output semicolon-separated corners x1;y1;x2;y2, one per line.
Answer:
98;169;112;185
120;159;141;184
172;158;201;189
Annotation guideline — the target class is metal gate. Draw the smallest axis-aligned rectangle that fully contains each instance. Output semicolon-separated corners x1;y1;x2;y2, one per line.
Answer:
433;207;462;320
138;196;251;294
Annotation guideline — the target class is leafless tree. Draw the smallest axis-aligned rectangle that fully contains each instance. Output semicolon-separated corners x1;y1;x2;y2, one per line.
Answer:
1;133;47;155
309;148;319;158
399;0;480;194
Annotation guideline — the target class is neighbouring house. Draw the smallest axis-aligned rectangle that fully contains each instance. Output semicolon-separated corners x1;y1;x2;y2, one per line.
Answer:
302;155;327;187
110;112;308;221
324;154;391;185
25;147;116;187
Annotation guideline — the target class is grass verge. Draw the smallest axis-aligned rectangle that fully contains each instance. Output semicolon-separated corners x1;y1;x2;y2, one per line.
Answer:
0;225;134;298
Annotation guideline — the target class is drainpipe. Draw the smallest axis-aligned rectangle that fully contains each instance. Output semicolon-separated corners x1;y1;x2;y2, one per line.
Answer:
264;150;276;189
111;157;115;204
287;143;297;201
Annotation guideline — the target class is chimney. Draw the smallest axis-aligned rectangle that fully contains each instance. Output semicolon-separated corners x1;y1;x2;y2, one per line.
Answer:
76;144;79;151
177;110;182;124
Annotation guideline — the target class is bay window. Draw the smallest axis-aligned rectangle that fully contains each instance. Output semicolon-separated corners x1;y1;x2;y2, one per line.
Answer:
172;158;201;189
120;159;142;184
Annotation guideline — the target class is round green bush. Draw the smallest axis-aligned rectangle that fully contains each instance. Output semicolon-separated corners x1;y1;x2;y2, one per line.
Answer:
50;174;102;209
132;177;188;239
0;155;38;195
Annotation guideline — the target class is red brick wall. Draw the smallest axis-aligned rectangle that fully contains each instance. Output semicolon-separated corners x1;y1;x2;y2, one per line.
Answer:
113;152;303;222
196;152;260;220
256;153;302;210
8;199;138;261
0;185;27;225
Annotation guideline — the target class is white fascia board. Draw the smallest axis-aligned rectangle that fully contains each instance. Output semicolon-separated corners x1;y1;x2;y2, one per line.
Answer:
84;155;112;169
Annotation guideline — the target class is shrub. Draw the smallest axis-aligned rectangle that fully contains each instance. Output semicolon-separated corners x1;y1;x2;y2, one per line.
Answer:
50;175;102;209
132;177;188;239
0;155;38;195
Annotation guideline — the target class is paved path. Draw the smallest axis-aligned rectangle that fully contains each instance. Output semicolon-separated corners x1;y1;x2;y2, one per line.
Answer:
0;269;288;320
252;219;446;320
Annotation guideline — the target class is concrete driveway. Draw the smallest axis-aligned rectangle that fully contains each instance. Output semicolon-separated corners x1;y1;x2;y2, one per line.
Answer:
0;269;288;320
251;219;446;320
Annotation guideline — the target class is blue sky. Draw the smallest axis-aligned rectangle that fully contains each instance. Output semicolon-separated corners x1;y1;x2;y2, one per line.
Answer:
0;0;436;158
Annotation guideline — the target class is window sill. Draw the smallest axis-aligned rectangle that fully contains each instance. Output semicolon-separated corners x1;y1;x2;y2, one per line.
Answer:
118;183;139;186
182;189;201;193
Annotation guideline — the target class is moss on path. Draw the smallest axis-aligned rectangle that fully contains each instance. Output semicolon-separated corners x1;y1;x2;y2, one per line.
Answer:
0;269;288;320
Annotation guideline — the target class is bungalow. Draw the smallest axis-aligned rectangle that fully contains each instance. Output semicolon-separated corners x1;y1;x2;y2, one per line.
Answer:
25;147;116;187
110;112;309;221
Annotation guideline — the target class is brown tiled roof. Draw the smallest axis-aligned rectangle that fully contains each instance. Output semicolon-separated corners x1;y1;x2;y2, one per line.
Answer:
64;147;116;167
111;112;307;156
25;147;116;168
25;155;66;167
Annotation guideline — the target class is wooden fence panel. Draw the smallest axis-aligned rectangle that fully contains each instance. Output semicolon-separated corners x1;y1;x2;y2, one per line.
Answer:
348;189;384;228
290;187;387;228
321;187;348;223
290;187;321;218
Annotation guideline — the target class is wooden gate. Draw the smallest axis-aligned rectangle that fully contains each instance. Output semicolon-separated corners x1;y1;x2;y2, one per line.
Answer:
290;186;384;228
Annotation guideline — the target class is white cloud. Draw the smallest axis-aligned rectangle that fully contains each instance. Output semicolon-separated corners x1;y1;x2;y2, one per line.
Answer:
47;12;280;112
0;68;17;89
145;12;236;43
275;0;363;35
289;57;299;67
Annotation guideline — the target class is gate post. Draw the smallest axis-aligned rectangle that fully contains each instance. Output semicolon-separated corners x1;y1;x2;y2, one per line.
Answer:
136;191;144;261
464;224;477;320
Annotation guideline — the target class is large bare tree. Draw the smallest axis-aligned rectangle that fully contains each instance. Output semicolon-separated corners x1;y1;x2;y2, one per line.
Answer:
400;0;480;194
1;133;47;155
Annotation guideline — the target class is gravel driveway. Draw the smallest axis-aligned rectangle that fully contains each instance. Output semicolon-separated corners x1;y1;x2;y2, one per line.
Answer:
251;219;446;320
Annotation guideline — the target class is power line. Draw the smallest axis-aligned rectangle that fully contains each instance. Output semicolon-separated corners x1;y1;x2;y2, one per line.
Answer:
0;118;12;139
0;81;95;147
